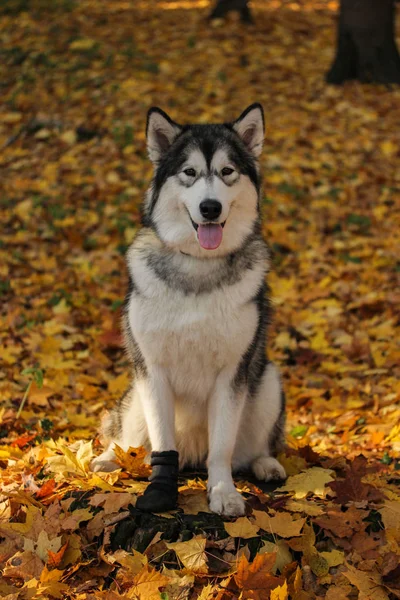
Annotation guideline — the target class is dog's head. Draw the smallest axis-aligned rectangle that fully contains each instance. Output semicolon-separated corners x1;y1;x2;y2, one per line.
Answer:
143;104;264;257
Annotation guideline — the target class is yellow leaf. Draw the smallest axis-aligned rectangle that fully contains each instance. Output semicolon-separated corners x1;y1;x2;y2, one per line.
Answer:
278;454;307;476
380;140;397;157
111;549;147;576
52;298;70;315
59;533;81;569
14;199;33;222
320;549;345;568
167;535;207;573
60;130;77;144
259;540;292;574
253;510;305;538
127;564;170;599
2;504;37;535
70;38;96;51
270;580;288;600
46;440;93;477
34;531;62;563
38;567;69;599
224;517;259;539
276;467;335;499
285;499;324;516
75;440;94;472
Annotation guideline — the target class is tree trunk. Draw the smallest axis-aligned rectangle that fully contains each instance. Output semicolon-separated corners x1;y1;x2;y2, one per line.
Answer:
209;0;253;23
327;0;400;84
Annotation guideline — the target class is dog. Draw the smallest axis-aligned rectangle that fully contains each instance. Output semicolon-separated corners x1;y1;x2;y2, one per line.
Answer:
90;104;286;517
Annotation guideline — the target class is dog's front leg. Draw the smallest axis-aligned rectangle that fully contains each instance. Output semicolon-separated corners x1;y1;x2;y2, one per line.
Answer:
135;367;179;513
207;371;246;517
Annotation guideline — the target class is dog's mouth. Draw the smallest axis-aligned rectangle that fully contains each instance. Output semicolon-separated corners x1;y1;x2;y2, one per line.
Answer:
190;218;226;250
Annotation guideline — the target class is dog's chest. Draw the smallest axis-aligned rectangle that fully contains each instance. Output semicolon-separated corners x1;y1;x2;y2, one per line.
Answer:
128;280;257;399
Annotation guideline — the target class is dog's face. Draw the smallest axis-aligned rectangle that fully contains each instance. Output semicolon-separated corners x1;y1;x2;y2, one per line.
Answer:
144;104;264;257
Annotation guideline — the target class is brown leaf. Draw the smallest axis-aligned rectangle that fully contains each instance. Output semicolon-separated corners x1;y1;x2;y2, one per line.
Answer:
235;553;283;599
343;564;390;600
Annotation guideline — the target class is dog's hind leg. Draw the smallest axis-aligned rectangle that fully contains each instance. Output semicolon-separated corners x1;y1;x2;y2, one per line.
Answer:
233;362;287;482
250;363;286;482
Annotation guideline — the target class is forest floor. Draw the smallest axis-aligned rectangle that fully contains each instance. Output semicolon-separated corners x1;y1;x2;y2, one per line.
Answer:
0;1;400;598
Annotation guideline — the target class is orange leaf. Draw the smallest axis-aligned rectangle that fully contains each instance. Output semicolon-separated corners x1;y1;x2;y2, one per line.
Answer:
36;478;56;499
114;445;151;478
235;553;283;599
47;542;68;568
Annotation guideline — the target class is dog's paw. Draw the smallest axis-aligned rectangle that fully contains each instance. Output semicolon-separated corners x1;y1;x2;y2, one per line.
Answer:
252;456;286;482
208;481;246;517
90;450;119;473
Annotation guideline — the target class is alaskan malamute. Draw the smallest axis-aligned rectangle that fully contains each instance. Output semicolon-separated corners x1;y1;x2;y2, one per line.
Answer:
91;104;286;516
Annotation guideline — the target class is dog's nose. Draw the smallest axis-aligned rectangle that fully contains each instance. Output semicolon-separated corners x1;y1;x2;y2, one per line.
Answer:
199;199;222;221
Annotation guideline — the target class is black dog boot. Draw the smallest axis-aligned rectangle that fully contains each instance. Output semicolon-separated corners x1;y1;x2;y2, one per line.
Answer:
136;450;179;512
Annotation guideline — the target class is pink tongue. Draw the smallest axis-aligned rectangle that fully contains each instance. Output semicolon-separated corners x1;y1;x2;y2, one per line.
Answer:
197;224;223;250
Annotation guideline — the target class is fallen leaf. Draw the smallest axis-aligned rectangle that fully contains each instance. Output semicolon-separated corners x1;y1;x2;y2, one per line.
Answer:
114;445;151;478
259;540;292;574
343;564;390;600
252;510;305;538
127;564;170;599
224;517;260;539
235;553;283;600
276;467;335;499
270;580;288;600
167;536;208;573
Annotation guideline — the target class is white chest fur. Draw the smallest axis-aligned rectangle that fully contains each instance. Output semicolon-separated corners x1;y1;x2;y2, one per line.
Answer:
126;248;264;404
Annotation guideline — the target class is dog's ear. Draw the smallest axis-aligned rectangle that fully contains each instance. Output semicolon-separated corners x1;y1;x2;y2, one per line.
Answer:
146;107;181;163
233;103;264;158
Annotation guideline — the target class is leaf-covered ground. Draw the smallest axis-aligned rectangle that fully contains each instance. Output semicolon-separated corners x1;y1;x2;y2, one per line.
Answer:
1;1;400;598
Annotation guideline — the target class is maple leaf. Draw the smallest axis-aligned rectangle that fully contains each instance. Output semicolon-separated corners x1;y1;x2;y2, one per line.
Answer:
235;553;283;600
47;541;68;569
270;581;288;600
314;506;367;539
35;478;56;500
259;540;292;574
89;492;133;514
127;564;170;599
224;517;259;539
276;467;335;499
380;501;400;541
114;445;151;478
343;564;390;600
252;510;305;538
284;498;323;516
46;440;94;477
166;535;208;573
109;549;147;577
328;460;385;505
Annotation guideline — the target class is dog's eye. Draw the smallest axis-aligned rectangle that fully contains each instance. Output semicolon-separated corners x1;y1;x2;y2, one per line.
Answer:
221;167;234;176
183;168;196;177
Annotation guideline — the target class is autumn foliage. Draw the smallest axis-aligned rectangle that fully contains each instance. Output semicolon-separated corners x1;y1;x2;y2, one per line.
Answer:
1;0;400;598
